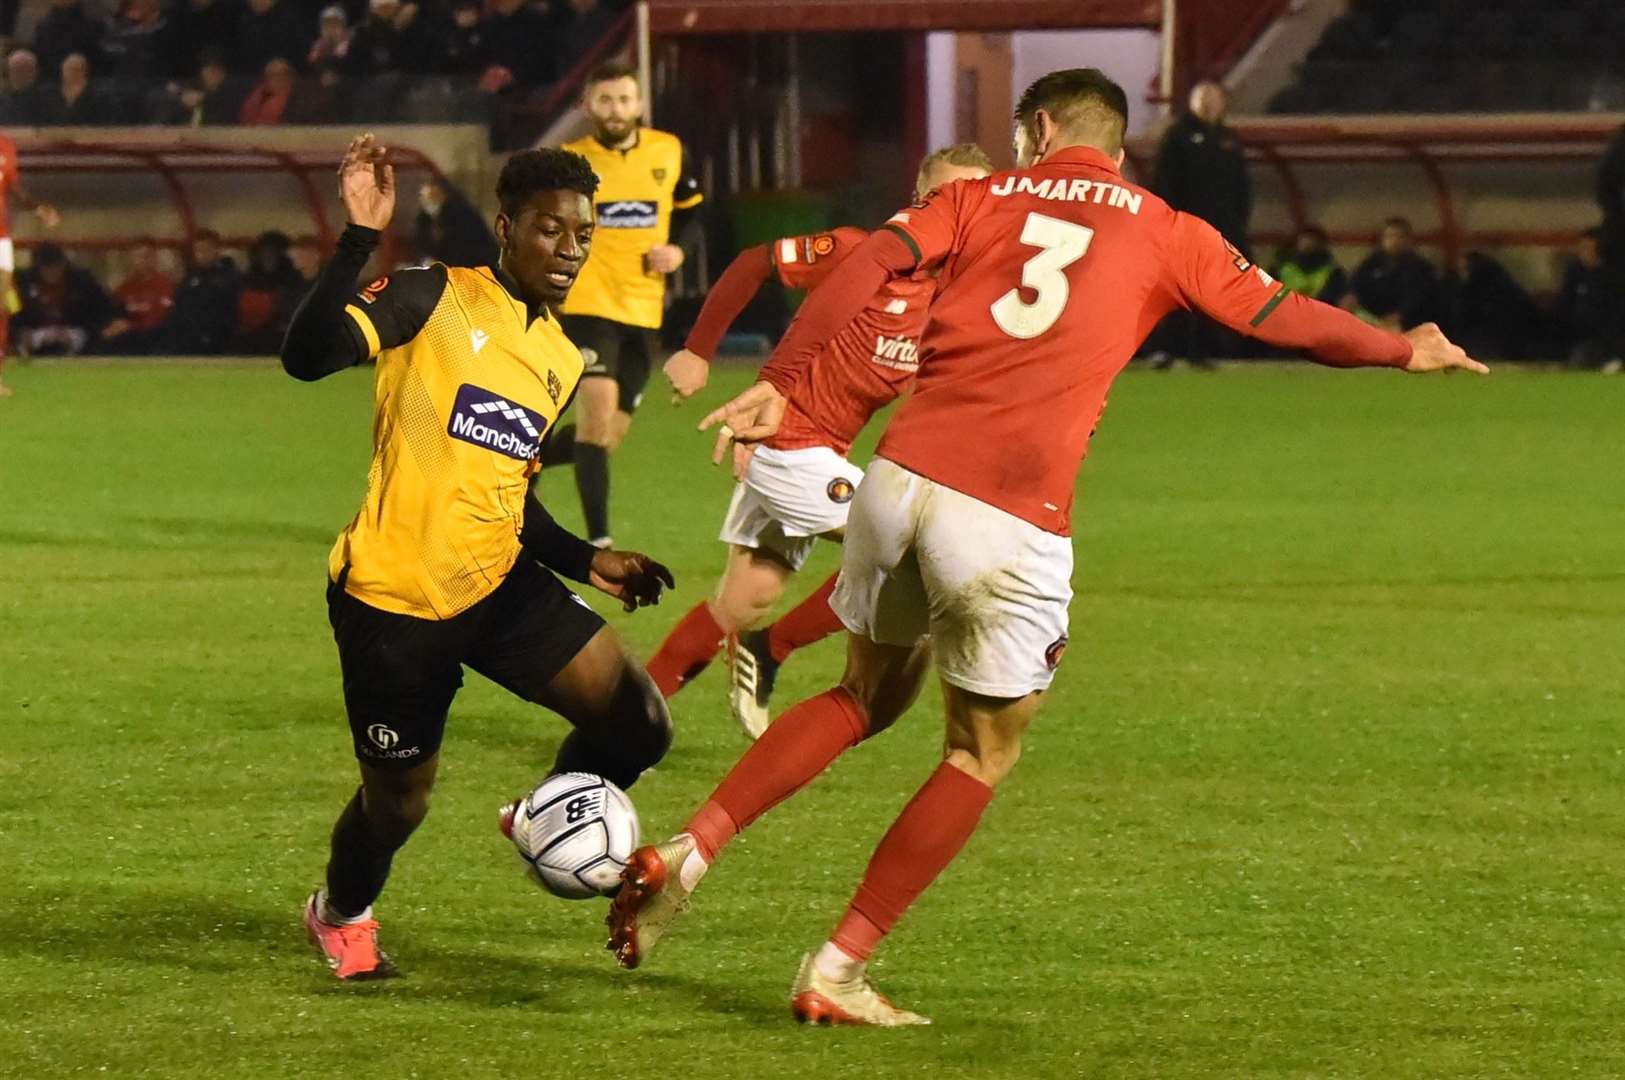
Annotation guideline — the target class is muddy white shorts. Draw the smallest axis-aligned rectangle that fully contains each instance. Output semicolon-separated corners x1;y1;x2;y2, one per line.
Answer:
718;444;866;571
832;457;1074;697
0;238;13;273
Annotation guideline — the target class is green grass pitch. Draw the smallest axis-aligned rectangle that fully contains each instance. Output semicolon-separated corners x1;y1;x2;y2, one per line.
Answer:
2;359;1623;1078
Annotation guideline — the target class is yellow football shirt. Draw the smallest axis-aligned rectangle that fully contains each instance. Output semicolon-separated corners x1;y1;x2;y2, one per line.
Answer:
330;263;583;620
561;128;703;330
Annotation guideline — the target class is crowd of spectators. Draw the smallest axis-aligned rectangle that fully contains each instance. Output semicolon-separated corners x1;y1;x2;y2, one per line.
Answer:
7;175;497;358
0;0;627;127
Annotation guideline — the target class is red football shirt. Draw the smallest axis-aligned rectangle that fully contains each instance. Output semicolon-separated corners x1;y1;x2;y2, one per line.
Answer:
0;133;17;237
761;146;1410;535
765;228;933;454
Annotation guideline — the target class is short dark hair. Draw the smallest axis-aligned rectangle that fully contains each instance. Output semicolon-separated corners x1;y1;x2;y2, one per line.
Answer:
33;242;66;266
1383;216;1413;233
586;59;638;90
496;149;600;216
1297;225;1329;245
1014;68;1129;154
1582;225;1603;242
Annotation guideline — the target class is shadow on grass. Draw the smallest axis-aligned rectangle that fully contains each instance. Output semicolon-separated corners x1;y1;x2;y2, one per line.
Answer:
0;884;784;1028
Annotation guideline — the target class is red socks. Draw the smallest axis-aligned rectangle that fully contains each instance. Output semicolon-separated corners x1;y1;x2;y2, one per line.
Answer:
766;572;843;663
683;686;868;861
646;601;725;698
830;761;993;963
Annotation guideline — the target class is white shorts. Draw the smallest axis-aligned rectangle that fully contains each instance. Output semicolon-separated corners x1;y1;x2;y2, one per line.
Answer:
718;444;866;571
0;238;13;273
833;458;1074;697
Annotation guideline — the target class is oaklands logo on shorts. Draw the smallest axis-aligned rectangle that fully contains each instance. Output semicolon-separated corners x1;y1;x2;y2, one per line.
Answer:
597;200;659;229
367;724;399;749
447;383;548;461
364;723;421;760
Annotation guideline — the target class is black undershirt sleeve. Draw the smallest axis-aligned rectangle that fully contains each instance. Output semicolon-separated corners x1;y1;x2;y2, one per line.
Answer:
520;492;598;583
280;225;447;381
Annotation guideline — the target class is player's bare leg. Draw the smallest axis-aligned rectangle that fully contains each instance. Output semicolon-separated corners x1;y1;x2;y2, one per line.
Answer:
645;543;789;698
608;631;930;968
794;681;1040;1025
529;625;673;790
307;753;440;979
573;377;628;546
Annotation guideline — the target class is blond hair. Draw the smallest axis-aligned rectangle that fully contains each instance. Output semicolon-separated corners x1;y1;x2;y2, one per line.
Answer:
915;143;995;196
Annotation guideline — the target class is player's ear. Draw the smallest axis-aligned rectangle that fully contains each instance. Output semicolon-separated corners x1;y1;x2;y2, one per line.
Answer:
1113;148;1126;167
1034;108;1058;161
494;212;511;249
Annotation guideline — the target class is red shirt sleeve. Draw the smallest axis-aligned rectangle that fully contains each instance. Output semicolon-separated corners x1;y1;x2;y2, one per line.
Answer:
1167;212;1411;368
880;181;967;269
682;242;774;359
771;226;869;290
756;228;918;395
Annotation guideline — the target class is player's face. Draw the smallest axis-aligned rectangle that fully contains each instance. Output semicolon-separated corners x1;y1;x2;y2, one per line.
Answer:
585;76;642;144
917;162;989;198
496;189;594;308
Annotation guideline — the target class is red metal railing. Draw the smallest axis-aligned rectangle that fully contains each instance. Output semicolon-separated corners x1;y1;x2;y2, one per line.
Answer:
10;140;452;256
1125;115;1620;264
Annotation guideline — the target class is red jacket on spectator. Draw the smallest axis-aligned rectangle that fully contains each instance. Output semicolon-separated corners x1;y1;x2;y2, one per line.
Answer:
115;269;176;332
239;58;294;125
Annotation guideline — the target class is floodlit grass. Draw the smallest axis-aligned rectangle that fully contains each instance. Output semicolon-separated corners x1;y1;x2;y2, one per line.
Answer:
1;359;1622;1078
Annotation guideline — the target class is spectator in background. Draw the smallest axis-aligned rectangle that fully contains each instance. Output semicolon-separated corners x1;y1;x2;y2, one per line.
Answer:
559;0;618;60
40;52;116;124
163;228;239;354
1273;226;1350;306
275;234;322;326
154;47;244;124
307;5;351;67
13;243;114;356
1598;122;1625;266
1150;80;1251;369
237;0;307;77
31;0;104;78
100;0;179;81
1352;217;1438;330
1556;227;1624;371
1;48;45;124
170;0;238;79
346;0;426;77
484;0;554;88
439;0;489;76
413;178;498;266
286;60;348;123
234;229;300;352
102;238;176;354
239;56;295;124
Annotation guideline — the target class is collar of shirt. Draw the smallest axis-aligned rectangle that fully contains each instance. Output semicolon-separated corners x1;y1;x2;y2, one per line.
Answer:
594;128;642;156
1040;145;1122;174
489;262;549;326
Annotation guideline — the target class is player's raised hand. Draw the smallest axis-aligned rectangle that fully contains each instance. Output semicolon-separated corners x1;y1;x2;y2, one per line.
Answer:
1402;322;1488;374
663;348;709;402
338;133;395;231
698;381;786;463
588;549;676;613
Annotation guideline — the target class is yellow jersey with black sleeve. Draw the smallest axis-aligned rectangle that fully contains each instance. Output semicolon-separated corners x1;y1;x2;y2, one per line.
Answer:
560;127;703;329
331;262;585;621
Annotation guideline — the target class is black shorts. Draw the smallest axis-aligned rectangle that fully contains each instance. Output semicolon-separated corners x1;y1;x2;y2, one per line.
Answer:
559;314;660;414
326;557;606;768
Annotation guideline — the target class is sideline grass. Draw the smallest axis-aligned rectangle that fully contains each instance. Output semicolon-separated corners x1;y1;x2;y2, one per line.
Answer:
1;360;1622;1078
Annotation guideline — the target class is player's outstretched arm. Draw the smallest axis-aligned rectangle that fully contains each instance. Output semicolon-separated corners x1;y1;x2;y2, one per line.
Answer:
521;493;675;612
1171;214;1486;374
588;549;677;613
665;243;777;402
337;132;395;231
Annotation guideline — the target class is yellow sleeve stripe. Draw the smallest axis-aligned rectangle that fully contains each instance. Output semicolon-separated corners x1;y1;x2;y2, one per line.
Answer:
673;193;705;210
345;304;381;357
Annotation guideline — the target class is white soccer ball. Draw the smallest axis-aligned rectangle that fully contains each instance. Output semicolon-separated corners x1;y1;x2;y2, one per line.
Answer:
508;772;640;900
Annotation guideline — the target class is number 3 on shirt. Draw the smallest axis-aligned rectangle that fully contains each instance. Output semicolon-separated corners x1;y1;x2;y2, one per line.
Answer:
991;212;1095;340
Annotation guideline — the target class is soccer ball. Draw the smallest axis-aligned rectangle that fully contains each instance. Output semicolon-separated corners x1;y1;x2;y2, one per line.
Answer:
504;772;640;900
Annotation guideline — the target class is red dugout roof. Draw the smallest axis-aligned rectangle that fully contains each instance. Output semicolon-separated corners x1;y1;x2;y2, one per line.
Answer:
644;0;1160;34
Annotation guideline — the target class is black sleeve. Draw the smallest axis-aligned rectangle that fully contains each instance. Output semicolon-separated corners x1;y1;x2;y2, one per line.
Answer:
520;492;597;583
279;224;446;381
673;143;703;208
669;144;706;261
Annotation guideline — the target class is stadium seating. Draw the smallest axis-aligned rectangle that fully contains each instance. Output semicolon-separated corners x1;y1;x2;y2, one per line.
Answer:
1270;0;1625;114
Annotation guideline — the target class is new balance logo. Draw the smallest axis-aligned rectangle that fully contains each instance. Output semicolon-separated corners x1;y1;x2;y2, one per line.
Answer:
448;383;548;460
884;298;908;315
470;329;489;353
